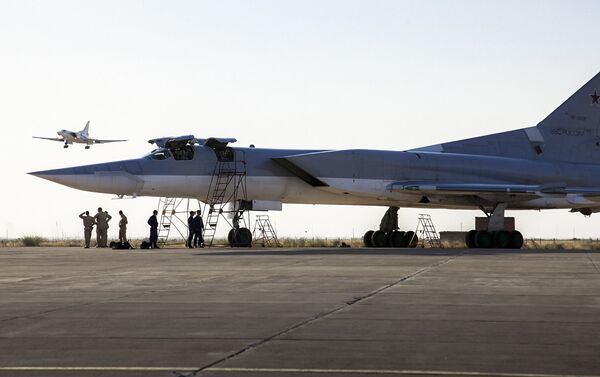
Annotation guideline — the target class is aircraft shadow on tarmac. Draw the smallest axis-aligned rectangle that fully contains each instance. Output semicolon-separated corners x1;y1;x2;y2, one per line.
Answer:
196;248;600;257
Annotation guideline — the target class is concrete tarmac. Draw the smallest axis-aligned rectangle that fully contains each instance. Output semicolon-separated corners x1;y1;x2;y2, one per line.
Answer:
0;247;599;377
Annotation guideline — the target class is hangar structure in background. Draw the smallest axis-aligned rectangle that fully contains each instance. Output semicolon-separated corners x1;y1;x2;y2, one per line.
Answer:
30;72;600;249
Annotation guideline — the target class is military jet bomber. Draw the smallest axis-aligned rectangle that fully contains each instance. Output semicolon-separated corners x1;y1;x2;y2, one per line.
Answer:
30;72;600;249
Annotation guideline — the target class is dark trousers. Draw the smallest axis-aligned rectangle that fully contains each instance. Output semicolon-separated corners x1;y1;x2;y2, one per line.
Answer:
193;230;204;246
150;227;158;248
187;231;194;247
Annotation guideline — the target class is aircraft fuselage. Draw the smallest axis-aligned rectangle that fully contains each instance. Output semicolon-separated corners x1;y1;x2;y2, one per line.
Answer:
29;144;600;211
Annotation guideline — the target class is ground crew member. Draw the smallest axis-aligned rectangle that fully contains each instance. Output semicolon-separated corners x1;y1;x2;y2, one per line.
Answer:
79;211;95;248
148;210;159;248
118;210;128;244
94;208;112;247
193;209;204;248
187;211;195;248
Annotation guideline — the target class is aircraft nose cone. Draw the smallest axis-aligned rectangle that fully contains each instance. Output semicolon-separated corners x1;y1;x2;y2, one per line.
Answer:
28;167;84;185
29;161;143;195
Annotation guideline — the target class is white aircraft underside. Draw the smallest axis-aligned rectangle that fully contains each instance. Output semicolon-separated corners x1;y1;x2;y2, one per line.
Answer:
28;71;600;248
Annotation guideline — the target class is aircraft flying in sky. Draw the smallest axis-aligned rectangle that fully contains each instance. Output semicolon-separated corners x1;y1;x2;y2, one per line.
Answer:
29;72;600;249
33;121;127;149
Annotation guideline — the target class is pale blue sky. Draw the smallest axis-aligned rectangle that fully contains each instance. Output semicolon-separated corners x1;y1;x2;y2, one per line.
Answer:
1;0;600;239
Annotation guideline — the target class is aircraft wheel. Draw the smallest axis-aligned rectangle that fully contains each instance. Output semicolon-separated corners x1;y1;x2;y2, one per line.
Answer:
509;230;524;249
63;145;68;149
234;227;252;247
85;145;90;149
388;230;405;247
363;230;374;247
228;229;236;247
474;230;492;248
403;231;418;248
465;230;477;248
371;230;388;247
493;230;511;248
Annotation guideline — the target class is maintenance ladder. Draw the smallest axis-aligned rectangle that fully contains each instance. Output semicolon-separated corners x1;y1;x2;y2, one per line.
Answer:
252;215;280;247
415;214;442;248
157;198;188;245
203;151;247;247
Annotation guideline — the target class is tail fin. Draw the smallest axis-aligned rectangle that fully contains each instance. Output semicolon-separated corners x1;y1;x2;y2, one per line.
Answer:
534;72;600;163
415;72;600;164
81;121;90;136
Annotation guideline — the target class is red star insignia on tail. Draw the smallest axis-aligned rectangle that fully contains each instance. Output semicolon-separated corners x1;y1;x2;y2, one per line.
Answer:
592;91;600;104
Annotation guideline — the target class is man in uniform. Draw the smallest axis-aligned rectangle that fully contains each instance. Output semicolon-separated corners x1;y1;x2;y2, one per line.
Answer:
94;207;112;247
118;210;128;244
79;211;95;248
187;211;195;248
193;209;204;248
147;210;159;248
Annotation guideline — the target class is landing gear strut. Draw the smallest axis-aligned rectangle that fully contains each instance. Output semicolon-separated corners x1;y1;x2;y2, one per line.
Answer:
227;213;252;248
362;207;418;248
465;203;524;249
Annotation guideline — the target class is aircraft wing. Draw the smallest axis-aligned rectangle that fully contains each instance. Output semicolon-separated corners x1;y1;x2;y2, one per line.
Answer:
91;139;127;144
32;136;65;142
387;181;600;197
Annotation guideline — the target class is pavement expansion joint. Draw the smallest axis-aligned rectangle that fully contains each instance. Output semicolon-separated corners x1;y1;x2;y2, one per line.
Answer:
586;252;600;274
187;254;462;376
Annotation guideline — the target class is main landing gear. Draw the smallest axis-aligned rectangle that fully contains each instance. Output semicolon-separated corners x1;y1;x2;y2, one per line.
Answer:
362;207;419;248
227;227;252;247
465;203;524;249
465;229;523;249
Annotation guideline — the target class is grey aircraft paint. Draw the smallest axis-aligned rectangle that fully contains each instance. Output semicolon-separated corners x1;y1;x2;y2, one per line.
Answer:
29;72;600;215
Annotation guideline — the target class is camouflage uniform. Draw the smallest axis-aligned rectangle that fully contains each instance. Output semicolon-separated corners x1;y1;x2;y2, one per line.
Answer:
79;212;95;248
94;211;112;247
119;214;128;243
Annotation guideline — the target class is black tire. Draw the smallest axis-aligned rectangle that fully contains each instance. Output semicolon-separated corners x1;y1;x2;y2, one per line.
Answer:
474;230;492;248
234;227;253;247
371;230;388;247
388;230;405;247
403;231;418;248
363;230;374;247
465;230;477;248
510;230;524;249
228;229;236;247
493;230;511;248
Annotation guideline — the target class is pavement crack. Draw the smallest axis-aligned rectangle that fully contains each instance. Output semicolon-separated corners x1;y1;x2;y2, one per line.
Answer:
185;254;460;377
586;252;600;275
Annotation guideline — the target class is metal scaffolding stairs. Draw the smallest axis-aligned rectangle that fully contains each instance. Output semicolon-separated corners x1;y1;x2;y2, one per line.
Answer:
156;197;195;245
252;215;280;247
415;214;442;248
203;152;247;247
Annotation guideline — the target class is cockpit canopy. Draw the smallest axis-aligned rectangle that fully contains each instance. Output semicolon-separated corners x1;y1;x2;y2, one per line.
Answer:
148;146;194;161
149;148;172;160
